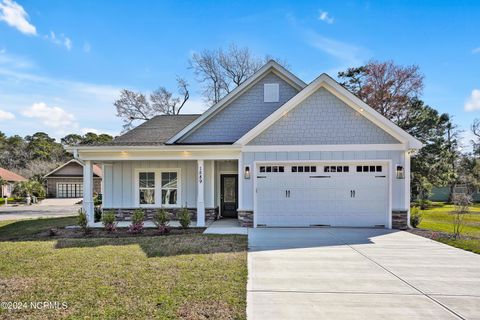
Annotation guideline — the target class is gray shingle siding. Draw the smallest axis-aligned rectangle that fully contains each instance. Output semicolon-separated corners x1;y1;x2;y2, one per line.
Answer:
248;88;400;145
179;72;299;143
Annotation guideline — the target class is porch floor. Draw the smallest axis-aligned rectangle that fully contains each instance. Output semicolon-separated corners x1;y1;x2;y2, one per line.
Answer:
203;218;248;235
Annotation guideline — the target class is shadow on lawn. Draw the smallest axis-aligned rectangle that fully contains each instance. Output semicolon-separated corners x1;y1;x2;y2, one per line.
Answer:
53;234;247;257
0;217;247;257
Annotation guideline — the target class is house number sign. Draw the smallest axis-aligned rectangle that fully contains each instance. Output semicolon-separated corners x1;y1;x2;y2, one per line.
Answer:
199;165;203;183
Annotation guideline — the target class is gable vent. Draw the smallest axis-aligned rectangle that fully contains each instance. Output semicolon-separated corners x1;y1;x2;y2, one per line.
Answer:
264;83;279;102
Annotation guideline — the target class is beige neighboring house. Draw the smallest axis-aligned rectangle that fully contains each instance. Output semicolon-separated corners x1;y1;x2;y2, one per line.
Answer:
44;159;102;198
0;167;27;198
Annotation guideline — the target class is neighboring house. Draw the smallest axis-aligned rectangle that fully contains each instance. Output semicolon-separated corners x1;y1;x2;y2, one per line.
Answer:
0;167;27;198
70;60;422;229
44;159;102;198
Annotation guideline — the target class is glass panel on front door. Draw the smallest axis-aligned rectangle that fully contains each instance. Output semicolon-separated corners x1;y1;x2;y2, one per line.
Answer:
223;177;236;202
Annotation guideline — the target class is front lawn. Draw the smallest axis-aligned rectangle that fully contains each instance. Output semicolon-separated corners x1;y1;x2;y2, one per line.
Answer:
412;202;480;254
0;218;248;319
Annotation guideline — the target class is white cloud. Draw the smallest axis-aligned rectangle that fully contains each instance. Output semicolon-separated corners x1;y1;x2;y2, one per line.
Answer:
46;31;73;50
465;89;480;111
0;109;15;120
318;10;334;24
472;47;480;54
0;0;36;35
22;102;77;132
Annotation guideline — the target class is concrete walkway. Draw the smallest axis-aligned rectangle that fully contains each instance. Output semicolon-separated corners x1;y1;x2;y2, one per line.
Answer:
248;228;480;320
203;218;248;235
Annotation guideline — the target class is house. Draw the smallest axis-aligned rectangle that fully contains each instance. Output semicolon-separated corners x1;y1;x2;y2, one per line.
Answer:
70;60;422;229
0;167;27;198
44;159;102;198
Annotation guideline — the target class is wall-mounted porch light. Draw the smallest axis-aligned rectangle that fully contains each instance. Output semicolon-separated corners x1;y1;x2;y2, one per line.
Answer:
396;165;405;179
244;166;251;179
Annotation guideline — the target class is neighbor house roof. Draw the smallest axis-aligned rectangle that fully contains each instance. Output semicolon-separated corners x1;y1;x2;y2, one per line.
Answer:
0;168;27;182
100;114;201;146
44;159;103;178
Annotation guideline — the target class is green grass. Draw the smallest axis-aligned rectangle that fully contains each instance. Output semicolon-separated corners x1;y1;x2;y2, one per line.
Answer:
0;197;15;205
417;202;480;254
0;217;77;240
0;218;248;319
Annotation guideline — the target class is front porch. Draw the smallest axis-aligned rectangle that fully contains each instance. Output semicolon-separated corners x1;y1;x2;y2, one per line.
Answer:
81;155;244;228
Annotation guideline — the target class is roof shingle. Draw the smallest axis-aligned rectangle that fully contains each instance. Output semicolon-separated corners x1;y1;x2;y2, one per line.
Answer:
99;114;201;146
0;168;27;182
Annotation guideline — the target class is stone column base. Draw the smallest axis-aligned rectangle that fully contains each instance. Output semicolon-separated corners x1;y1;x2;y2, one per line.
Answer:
392;210;408;230
238;210;253;227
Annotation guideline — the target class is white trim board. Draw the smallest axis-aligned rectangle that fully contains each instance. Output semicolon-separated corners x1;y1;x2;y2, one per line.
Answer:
242;144;407;152
235;74;423;150
166;60;307;144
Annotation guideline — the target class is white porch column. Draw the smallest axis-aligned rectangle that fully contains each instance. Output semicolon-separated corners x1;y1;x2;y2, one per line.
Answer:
197;159;205;227
83;160;95;226
237;155;243;209
405;151;412;227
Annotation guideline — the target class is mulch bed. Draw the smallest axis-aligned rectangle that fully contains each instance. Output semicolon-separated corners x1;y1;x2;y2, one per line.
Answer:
11;227;206;241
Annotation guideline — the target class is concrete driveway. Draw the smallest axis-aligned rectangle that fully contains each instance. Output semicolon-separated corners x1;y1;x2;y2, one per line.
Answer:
248;228;480;320
0;198;81;221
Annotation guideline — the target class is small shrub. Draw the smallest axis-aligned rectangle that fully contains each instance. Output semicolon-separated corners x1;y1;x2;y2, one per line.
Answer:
77;208;89;234
94;206;102;222
153;209;171;234
101;210;117;233
410;207;422;228
128;208;145;234
177;207;191;229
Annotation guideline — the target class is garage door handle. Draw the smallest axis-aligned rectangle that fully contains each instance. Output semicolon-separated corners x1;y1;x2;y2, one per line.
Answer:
309;175;331;178
288;190;290;198
375;175;386;178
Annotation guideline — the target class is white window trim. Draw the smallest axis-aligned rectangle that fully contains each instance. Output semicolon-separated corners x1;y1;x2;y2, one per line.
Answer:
134;168;182;208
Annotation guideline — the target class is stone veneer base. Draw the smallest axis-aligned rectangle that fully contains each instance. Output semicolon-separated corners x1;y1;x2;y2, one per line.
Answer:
392;210;408;230
103;207;218;222
238;210;253;227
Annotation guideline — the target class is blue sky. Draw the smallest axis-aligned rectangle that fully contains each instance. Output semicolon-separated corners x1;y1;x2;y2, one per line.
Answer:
0;0;479;146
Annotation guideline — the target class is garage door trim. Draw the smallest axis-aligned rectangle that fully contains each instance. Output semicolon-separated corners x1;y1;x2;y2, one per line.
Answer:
253;159;392;229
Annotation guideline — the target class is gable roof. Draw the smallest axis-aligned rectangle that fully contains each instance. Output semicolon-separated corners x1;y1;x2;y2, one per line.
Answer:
44;159;103;178
102;114;200;146
0;168;26;182
166;60;307;144
235;73;423;149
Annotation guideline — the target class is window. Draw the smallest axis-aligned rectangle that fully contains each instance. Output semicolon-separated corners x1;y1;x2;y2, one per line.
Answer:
356;165;383;172
139;172;155;204
259;166;285;173
264;83;279;102
291;166;316;173
136;169;181;207
324;166;349;173
161;172;178;205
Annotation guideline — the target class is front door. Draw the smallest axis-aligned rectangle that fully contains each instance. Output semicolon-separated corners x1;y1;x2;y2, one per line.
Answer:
221;174;238;218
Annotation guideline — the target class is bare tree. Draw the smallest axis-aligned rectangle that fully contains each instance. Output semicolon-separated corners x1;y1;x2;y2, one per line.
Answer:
339;60;424;122
150;78;189;115
190;44;287;105
472;119;480;155
114;78;189;131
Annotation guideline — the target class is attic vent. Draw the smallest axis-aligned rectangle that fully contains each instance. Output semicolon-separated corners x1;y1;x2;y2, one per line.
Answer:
264;83;279;102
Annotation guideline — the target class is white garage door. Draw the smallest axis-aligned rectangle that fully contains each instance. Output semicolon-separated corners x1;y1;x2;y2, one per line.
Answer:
255;163;389;227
